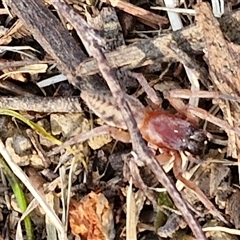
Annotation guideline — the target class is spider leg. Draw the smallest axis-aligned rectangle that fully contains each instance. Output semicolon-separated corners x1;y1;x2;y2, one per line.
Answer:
173;152;228;225
187;105;240;137
128;71;161;107
47;125;131;156
108;126;131;143
167;94;199;124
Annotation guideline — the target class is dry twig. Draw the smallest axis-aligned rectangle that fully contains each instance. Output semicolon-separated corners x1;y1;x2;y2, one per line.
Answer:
100;0;169;28
0;96;82;112
50;0;207;239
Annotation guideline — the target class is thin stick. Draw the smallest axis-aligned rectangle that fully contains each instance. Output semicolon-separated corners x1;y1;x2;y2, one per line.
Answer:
100;0;168;28
50;1;207;239
169;89;240;103
0;96;83;112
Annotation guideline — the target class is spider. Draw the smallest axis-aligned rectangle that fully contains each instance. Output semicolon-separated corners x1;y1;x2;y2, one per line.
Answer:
79;88;240;225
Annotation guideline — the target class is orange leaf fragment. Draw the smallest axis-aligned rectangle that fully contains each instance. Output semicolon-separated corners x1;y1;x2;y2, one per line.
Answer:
69;191;115;240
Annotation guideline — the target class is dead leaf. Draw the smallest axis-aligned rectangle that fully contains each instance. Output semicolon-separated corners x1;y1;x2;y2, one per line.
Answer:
69;191;115;240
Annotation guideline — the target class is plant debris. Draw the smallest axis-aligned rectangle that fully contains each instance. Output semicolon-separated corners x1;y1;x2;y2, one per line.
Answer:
0;0;240;239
